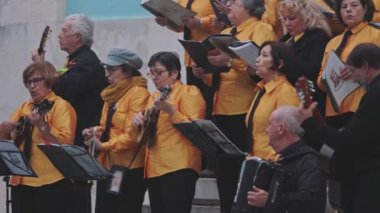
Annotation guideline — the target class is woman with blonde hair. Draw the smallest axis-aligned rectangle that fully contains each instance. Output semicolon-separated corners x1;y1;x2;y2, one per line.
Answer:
278;0;331;114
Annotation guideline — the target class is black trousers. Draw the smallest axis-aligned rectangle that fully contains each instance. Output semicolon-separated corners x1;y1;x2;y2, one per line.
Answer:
11;179;71;213
353;172;380;213
325;112;355;213
213;114;248;213
95;167;146;213
146;169;198;213
68;180;92;213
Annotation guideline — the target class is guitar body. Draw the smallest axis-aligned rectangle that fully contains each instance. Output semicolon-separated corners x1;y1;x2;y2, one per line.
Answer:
13;99;54;147
137;108;160;146
136;86;172;147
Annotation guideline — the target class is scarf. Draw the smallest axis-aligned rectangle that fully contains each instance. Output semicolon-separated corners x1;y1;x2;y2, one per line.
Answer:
101;76;147;105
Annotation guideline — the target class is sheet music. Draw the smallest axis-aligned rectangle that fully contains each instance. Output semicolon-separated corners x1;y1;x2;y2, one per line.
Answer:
322;51;360;112
229;41;260;67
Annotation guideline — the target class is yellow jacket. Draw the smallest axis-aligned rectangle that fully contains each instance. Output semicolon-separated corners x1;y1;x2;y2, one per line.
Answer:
262;0;283;38
145;81;205;178
10;92;76;187
97;86;150;170
374;0;380;22
317;22;380;116
204;17;276;115
245;75;300;159
178;0;222;66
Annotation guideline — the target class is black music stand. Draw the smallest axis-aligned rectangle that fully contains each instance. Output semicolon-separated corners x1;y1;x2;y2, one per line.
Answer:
38;144;112;181
173;120;246;158
0;139;37;213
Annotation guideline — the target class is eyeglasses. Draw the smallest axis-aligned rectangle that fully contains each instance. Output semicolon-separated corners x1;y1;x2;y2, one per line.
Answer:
147;69;168;79
24;77;45;88
103;64;122;72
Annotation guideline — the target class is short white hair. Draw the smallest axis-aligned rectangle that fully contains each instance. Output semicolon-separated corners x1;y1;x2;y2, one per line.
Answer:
65;14;94;47
273;106;304;137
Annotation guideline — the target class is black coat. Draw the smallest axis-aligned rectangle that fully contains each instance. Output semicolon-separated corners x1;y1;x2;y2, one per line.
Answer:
269;141;326;213
280;28;330;114
55;45;108;146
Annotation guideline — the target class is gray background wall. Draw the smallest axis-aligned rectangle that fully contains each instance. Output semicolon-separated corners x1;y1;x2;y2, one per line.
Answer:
0;0;184;121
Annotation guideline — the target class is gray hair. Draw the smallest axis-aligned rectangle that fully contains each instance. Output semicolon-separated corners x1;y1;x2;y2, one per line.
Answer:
65;14;94;47
241;0;265;19
273;106;304;137
278;0;332;37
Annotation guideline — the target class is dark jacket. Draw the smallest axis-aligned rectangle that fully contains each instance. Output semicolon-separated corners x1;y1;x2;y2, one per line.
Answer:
55;45;108;147
280;28;330;115
302;75;380;212
270;141;326;213
302;75;380;175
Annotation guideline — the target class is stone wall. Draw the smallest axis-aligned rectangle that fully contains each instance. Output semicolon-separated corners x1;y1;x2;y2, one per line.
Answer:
0;0;184;120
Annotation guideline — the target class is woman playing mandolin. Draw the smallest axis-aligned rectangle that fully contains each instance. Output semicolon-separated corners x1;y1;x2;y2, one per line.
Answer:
82;48;150;213
0;61;77;213
132;51;206;213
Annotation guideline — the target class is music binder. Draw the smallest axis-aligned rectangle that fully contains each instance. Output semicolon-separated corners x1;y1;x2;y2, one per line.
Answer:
141;0;197;30
178;33;238;73
0;140;36;177
210;0;231;26
38;144;111;181
173;119;246;158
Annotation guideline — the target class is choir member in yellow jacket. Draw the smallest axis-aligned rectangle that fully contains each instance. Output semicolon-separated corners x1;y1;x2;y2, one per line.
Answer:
246;41;300;159
133;52;206;213
0;61;77;213
316;0;380;129
82;48;150;213
192;0;276;212
155;0;224;118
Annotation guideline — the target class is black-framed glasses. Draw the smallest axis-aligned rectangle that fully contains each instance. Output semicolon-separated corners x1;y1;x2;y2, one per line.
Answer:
24;77;45;88
147;70;168;79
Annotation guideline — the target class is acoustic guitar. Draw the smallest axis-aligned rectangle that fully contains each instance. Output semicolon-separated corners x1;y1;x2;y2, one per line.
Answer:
137;86;172;147
14;99;54;147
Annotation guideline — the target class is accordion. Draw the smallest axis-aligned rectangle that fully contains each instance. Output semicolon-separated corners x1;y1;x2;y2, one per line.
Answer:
234;157;289;213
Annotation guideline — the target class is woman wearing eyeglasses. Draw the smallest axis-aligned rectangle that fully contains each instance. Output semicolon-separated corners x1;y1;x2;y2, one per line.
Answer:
82;48;150;213
0;61;77;213
133;51;206;213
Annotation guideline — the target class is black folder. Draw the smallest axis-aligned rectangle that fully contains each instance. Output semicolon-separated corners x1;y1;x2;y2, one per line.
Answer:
173;120;246;158
0;140;36;177
38;144;111;181
178;33;238;73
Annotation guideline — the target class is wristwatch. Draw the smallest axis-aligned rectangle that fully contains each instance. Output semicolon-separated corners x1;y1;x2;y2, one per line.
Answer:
39;123;49;133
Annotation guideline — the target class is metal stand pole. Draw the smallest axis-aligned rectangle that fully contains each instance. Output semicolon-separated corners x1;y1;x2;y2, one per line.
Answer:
3;176;11;213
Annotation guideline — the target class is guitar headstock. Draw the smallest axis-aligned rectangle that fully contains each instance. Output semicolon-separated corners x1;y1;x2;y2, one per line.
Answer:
35;99;55;116
158;85;172;101
295;76;315;108
37;25;52;55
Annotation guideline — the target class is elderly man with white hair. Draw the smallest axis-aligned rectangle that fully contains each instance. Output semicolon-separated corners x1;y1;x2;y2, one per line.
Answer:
247;106;326;213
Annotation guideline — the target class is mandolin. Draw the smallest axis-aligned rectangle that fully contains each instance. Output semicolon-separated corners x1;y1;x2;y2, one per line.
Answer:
37;25;52;55
14;99;54;147
137;86;172;147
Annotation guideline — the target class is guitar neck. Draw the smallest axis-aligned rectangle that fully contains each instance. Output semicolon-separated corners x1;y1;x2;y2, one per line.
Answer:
313;108;326;126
